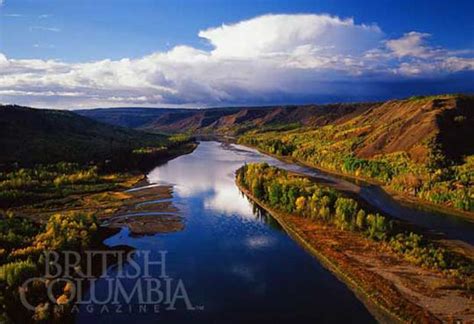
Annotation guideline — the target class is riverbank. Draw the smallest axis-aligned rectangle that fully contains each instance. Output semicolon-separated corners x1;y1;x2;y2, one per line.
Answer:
4;142;197;221
240;143;474;221
0;142;198;322
236;182;474;322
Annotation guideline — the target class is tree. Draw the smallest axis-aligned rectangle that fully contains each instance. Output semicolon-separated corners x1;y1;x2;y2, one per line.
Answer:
286;187;298;211
268;182;282;206
309;193;320;219
366;213;391;241
334;197;358;230
319;206;330;220
295;196;307;215
252;178;264;200
355;209;366;230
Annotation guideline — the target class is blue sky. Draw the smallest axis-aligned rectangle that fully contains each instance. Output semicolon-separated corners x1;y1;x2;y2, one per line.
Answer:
0;0;473;108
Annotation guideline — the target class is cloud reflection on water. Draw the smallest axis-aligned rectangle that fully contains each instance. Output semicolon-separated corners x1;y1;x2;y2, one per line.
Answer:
147;142;270;218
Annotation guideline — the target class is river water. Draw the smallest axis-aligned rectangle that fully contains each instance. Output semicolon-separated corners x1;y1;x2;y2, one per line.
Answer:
77;140;473;323
77;141;377;323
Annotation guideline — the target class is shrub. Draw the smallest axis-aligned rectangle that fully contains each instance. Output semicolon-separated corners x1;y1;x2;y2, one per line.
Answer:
0;214;41;248
0;260;36;286
366;213;391;241
388;233;455;270
35;212;98;250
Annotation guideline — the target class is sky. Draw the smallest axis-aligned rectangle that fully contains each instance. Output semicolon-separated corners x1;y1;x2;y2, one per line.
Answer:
0;0;473;109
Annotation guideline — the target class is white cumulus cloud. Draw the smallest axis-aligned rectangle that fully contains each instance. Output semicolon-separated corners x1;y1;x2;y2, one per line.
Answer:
386;32;434;58
199;14;383;59
0;14;472;108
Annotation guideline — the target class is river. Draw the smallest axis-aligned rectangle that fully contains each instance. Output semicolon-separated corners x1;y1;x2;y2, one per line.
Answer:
77;140;473;323
77;141;377;323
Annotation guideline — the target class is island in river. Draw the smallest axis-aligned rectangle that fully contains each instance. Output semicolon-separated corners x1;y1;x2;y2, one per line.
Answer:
236;161;473;322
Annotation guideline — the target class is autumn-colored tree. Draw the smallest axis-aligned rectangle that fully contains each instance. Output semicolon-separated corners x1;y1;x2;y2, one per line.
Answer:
295;196;307;215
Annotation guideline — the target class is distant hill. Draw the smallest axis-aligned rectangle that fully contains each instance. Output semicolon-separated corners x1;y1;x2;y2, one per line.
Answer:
76;107;192;129
0;105;169;166
77;103;376;135
77;94;474;163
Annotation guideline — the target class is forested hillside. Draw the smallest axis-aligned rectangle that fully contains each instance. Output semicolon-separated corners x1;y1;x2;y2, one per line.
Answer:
239;95;474;212
0;105;173;166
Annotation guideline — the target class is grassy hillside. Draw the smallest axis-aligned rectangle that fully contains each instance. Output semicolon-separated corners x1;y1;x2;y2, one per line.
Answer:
78;103;376;135
0;105;173;166
239;94;474;212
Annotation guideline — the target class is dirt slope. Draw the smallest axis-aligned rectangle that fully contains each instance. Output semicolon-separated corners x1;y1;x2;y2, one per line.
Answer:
353;95;474;162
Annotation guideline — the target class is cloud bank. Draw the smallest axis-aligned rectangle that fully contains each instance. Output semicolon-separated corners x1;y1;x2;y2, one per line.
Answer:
0;14;473;108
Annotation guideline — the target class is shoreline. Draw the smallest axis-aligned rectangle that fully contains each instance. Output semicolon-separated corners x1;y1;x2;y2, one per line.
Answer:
98;141;198;235
236;182;473;323
240;143;474;221
236;183;407;323
0;141;199;322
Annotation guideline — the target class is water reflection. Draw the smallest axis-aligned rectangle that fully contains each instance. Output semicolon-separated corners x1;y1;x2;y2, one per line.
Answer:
78;141;376;323
150;141;474;244
147;141;273;219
